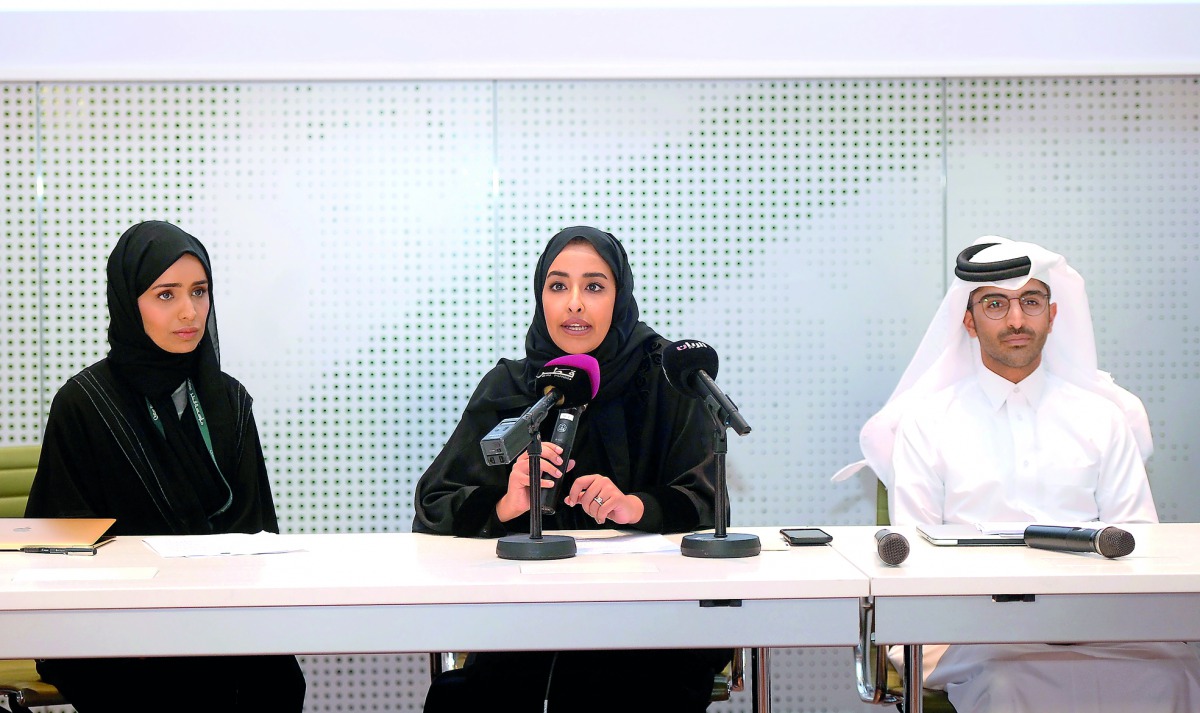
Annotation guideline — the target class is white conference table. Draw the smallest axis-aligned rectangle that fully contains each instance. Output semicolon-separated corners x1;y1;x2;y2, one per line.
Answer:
0;528;868;660
7;523;1197;711
827;523;1200;713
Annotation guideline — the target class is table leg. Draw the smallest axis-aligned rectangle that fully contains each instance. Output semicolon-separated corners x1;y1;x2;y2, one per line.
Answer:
902;644;922;713
752;647;772;713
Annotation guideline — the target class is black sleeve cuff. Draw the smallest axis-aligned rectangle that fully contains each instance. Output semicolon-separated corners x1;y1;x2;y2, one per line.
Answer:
452;485;509;538
630;486;699;534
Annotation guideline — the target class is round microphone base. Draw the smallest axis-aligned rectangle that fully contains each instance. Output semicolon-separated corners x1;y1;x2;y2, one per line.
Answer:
496;534;577;560
680;532;761;559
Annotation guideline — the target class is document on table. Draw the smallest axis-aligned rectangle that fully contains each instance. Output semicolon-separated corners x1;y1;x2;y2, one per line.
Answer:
143;532;306;557
572;532;679;555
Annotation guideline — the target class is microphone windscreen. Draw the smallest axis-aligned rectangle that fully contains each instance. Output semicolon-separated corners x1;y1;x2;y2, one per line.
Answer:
661;340;719;399
875;528;910;566
1096;526;1136;559
537;354;600;408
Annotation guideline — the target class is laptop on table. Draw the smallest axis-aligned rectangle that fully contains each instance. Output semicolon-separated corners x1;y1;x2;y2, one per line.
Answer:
917;523;1026;546
0;518;116;554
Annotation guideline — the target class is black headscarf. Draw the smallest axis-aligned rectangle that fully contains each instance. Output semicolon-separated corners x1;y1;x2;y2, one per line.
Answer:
469;226;657;413
107;221;220;397
102;221;234;532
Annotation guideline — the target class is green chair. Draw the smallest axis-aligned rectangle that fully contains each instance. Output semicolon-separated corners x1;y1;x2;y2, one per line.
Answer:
0;445;40;518
0;444;71;713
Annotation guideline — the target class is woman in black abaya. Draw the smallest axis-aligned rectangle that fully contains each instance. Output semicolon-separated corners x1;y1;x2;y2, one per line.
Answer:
26;221;306;713
415;226;728;712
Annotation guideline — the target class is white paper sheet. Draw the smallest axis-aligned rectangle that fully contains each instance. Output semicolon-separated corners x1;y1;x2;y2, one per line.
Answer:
571;532;680;556
142;531;307;557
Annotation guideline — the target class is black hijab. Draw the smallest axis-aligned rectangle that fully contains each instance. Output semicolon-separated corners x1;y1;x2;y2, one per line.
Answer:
107;221;221;398
106;221;235;532
470;226;657;413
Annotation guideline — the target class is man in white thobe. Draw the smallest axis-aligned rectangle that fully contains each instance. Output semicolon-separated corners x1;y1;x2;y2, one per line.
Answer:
836;237;1200;713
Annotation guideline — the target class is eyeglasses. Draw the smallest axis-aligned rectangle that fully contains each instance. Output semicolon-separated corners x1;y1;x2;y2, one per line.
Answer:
972;292;1049;320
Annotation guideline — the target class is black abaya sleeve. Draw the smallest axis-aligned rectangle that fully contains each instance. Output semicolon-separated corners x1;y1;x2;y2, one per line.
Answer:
412;369;519;537
25;383;108;520
25;379;177;534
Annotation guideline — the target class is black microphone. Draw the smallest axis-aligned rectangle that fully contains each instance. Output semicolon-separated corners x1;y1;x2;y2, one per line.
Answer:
875;528;910;566
479;354;600;467
661;340;751;435
540;405;585;515
1024;524;1136;559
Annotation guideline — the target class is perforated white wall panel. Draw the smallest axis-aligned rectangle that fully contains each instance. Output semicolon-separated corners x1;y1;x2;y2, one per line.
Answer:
1;83;39;445
3;76;1198;713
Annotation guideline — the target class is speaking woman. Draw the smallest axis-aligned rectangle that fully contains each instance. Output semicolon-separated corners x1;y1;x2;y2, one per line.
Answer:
414;226;727;712
26;221;306;712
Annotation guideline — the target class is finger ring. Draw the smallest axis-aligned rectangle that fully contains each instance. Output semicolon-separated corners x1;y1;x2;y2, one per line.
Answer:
593;496;605;506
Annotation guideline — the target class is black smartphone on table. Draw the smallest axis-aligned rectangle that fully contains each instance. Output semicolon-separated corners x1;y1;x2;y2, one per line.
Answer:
780;527;832;546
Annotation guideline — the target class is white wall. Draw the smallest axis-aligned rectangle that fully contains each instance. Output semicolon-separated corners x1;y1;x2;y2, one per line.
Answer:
2;2;1199;81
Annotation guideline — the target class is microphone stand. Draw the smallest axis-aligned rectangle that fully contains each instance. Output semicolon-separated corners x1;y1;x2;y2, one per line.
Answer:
680;397;761;558
496;423;577;560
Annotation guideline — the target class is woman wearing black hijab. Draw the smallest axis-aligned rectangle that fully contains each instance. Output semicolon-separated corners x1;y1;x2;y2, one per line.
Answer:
415;226;727;712
26;221;306;712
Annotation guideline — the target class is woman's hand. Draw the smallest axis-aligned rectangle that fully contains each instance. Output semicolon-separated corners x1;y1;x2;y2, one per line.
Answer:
566;474;645;525
495;443;571;522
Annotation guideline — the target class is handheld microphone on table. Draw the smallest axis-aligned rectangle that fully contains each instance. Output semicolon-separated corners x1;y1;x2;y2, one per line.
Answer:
487;354;600;561
1024;524;1136;559
662;339;759;559
874;528;910;566
540;404;585;516
661;340;751;435
480;354;600;467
